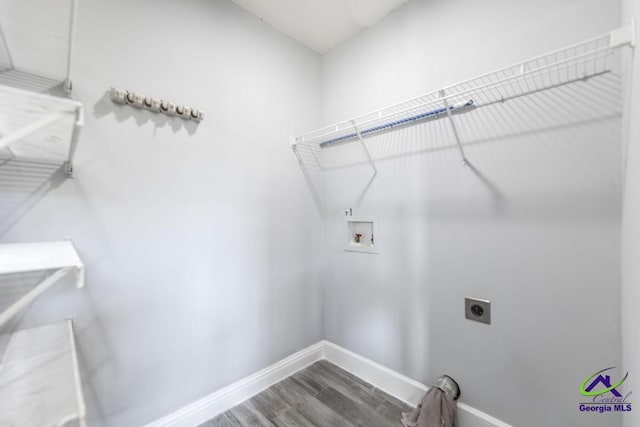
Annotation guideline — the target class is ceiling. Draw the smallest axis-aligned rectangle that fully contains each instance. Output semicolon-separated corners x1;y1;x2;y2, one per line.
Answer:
231;0;412;54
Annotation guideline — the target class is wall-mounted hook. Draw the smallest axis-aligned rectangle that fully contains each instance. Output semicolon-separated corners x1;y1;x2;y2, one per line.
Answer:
133;93;145;108
109;87;204;122
111;88;127;103
150;98;161;112
167;102;177;116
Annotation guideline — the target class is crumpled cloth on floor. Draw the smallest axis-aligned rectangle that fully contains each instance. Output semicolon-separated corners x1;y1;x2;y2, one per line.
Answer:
401;386;457;427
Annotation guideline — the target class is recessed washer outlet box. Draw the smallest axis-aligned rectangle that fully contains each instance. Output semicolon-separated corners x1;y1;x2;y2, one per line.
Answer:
344;216;377;254
465;297;491;324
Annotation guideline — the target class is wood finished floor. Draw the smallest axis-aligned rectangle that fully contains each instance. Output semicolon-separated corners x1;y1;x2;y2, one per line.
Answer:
198;360;413;427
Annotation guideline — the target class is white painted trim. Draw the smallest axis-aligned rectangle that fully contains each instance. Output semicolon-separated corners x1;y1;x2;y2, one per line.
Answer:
148;340;512;427
146;342;324;427
322;340;512;427
321;340;427;406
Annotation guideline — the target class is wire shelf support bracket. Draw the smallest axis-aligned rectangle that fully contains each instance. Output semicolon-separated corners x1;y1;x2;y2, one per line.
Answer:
352;120;378;177
439;89;468;166
0;84;84;177
0;241;85;328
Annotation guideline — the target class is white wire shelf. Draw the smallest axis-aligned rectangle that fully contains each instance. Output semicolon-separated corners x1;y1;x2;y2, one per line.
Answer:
0;320;87;427
292;24;635;171
0;241;85;327
0;84;84;176
0;66;67;94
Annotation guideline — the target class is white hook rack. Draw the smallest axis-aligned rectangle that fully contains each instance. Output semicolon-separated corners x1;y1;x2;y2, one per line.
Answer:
109;87;204;122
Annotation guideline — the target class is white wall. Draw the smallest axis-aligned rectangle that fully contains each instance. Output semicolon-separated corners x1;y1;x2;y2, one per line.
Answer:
1;1;633;426
0;0;72;79
621;2;639;427
0;0;323;425
320;1;623;426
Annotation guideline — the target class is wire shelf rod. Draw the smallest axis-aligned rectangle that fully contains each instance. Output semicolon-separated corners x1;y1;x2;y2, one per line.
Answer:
65;0;78;94
318;99;474;148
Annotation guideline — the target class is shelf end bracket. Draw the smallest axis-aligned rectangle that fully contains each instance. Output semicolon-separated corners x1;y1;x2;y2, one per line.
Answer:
440;89;469;166
610;20;636;48
351;120;378;176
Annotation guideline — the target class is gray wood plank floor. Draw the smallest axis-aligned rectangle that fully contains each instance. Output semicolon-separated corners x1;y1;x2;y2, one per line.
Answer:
198;360;413;427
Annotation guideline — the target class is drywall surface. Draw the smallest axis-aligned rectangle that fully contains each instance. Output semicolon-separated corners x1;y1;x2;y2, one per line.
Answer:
320;0;623;426
0;0;323;425
621;3;639;427
0;0;73;79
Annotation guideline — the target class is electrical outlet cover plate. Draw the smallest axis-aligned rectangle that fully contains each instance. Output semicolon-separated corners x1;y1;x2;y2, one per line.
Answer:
465;297;491;324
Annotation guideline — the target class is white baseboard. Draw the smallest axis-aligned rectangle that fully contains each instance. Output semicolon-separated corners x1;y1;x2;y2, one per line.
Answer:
321;340;428;407
321;340;512;427
146;342;324;427
148;340;512;427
